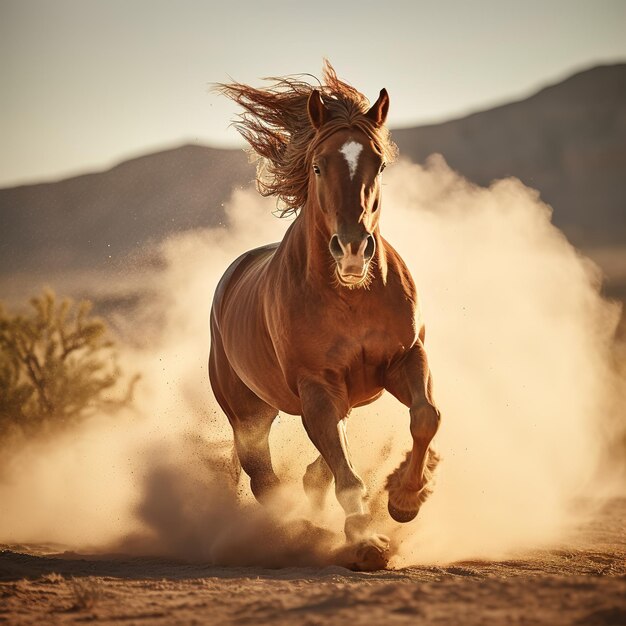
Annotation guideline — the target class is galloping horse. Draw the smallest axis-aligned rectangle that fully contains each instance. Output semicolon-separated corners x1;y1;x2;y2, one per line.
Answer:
209;62;440;569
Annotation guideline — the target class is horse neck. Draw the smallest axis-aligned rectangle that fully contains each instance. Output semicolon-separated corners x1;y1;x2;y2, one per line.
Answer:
282;198;330;286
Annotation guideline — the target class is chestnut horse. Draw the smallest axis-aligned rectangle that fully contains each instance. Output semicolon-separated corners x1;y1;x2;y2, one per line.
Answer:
209;63;440;569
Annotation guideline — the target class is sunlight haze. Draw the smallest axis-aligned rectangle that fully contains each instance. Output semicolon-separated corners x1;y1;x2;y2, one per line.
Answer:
1;0;625;186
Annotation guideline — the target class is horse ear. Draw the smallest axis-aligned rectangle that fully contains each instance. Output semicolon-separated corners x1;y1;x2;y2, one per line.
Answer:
365;88;389;127
307;89;327;129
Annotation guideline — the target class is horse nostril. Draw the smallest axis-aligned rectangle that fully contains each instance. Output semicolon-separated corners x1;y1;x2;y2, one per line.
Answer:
364;234;376;261
329;234;344;259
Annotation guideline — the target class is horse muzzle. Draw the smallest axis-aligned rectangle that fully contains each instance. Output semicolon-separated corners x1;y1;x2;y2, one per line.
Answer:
329;233;376;287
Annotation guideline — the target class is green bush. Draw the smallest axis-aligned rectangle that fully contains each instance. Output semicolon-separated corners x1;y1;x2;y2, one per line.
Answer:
0;290;137;442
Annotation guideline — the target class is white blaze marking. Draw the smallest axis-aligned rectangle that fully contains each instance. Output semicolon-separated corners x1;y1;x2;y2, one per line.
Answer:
340;140;363;180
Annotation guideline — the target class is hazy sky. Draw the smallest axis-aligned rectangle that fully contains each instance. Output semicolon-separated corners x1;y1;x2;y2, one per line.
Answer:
1;0;625;187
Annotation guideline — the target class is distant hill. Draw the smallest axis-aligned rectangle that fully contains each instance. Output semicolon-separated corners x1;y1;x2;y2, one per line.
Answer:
392;63;626;248
0;145;253;274
1;63;625;282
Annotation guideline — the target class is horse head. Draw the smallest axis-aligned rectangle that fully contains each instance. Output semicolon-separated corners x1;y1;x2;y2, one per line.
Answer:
307;88;390;288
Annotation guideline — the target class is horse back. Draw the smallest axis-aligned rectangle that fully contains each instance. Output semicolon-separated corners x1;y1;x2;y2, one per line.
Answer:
211;242;279;324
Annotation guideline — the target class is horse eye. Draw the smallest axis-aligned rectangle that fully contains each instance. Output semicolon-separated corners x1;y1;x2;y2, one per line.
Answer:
379;162;386;174
313;164;321;175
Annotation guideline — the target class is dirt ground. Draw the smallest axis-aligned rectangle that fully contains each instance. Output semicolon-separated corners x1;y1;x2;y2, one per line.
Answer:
1;499;625;626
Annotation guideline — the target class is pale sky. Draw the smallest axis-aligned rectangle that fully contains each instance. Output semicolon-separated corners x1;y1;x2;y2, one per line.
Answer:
1;0;625;187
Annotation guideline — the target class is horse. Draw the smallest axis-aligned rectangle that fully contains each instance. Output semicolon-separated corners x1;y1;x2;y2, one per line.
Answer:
209;62;440;570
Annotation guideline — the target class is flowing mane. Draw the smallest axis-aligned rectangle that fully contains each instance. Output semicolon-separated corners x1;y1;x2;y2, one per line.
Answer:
216;60;398;216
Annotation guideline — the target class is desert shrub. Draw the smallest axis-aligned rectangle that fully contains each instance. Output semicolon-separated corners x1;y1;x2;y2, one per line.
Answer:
0;290;137;443
68;577;104;610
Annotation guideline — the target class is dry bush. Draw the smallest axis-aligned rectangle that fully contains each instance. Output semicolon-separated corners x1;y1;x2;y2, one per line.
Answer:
68;577;104;611
0;289;138;445
41;572;65;584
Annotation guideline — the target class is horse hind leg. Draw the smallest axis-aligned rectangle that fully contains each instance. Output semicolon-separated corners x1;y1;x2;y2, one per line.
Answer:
303;454;333;509
231;410;280;502
209;341;280;504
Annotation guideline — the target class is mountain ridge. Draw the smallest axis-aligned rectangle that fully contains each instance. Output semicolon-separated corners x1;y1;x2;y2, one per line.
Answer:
1;63;624;279
392;63;626;246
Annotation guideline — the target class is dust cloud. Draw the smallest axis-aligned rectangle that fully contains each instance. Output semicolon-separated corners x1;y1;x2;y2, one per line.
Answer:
0;156;623;566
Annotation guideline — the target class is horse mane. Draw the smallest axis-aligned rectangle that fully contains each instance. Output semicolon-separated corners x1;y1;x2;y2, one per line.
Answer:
215;60;398;217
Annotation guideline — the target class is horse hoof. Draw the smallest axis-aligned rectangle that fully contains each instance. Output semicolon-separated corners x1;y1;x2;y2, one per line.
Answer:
350;537;391;571
388;501;418;523
355;543;389;571
334;534;391;571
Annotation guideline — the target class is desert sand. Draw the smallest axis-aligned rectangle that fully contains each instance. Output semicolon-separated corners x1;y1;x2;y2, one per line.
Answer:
1;498;624;626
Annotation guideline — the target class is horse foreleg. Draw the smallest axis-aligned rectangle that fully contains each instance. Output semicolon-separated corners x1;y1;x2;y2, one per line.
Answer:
299;379;389;569
384;340;441;523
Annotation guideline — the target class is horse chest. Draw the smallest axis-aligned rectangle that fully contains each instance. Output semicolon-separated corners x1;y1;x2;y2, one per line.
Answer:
286;312;412;377
326;327;395;366
299;325;403;407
